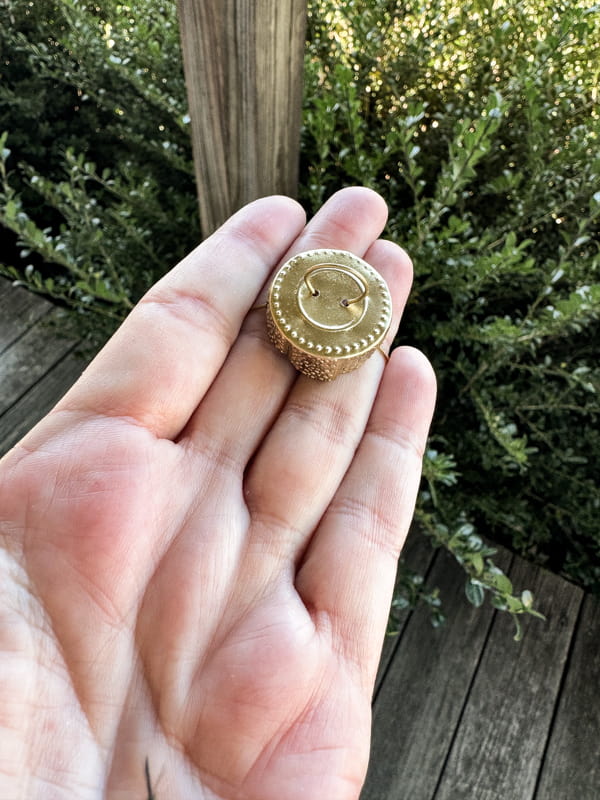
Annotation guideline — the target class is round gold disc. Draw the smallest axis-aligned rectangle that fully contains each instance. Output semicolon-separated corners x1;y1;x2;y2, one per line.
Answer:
266;249;393;381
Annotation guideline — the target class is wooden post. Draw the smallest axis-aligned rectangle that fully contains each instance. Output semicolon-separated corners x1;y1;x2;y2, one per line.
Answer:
177;0;308;238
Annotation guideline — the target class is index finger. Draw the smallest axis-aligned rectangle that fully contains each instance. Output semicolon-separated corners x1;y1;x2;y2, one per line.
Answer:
53;196;306;439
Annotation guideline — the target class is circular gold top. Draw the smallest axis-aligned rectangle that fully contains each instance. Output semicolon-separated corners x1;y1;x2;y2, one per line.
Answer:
267;249;392;380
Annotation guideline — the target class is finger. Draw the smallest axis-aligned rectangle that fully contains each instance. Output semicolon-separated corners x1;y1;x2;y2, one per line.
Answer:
179;187;390;471
135;190;393;697
242;238;413;564
53;196;306;439
251;186;390;307
295;347;437;685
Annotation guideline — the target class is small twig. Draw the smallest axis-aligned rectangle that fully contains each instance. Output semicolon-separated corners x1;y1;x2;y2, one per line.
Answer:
144;758;155;800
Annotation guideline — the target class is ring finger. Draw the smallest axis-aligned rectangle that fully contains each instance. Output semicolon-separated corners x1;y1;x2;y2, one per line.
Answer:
242;236;413;568
179;188;391;477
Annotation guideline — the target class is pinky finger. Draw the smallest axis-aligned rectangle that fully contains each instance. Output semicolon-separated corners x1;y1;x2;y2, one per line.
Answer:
295;346;437;685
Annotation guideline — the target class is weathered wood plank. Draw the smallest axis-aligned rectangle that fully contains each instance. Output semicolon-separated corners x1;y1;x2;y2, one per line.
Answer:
0;280;52;355
362;547;512;800
0;309;76;414
0;280;89;454
434;557;583;800
0;350;88;457
178;0;308;236
534;593;600;800
374;526;437;696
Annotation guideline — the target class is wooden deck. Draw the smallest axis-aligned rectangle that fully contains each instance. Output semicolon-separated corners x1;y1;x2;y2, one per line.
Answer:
1;278;599;799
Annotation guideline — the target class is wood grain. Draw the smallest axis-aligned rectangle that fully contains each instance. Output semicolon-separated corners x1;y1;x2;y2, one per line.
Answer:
0;349;87;457
0;279;51;355
434;557;583;800
534;594;600;800
362;547;511;800
374;526;437;696
177;0;308;237
0;280;89;456
0;310;76;414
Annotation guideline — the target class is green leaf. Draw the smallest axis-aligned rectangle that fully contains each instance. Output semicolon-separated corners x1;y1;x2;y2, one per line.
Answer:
4;199;17;219
521;590;534;608
485;570;513;595
465;580;485;607
471;552;485;575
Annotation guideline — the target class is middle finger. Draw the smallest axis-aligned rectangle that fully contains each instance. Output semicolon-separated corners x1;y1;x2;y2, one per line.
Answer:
242;236;412;568
180;188;390;475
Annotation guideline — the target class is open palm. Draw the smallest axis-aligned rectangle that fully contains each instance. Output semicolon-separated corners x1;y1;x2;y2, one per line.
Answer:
0;188;436;799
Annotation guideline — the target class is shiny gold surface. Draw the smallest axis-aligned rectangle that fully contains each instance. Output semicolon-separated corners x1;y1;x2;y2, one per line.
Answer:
267;249;393;381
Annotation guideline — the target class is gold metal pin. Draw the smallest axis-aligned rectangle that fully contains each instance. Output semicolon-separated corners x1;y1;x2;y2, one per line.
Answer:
266;249;392;381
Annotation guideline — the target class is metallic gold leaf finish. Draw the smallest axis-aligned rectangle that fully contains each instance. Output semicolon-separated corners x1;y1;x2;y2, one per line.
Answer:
267;249;393;381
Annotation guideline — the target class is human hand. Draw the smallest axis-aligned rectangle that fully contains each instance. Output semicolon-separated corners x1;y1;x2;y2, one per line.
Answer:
0;188;436;799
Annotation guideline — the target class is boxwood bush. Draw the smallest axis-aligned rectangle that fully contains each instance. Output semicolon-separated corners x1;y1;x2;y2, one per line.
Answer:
0;0;198;345
1;0;598;632
302;0;600;607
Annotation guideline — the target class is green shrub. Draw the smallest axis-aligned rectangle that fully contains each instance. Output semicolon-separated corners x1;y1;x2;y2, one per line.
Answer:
1;0;598;633
0;0;198;346
303;0;600;604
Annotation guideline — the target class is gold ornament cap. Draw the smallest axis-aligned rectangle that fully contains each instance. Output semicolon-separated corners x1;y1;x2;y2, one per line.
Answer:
266;249;393;381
